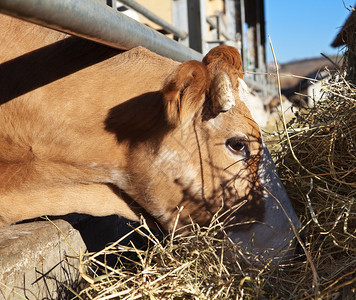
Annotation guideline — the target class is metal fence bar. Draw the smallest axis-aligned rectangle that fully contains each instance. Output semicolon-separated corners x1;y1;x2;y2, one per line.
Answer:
0;0;203;62
238;0;247;72
171;0;189;46
206;16;233;41
118;0;187;40
187;0;205;53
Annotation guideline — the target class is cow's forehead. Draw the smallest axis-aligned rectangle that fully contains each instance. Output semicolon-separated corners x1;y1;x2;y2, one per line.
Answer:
205;100;259;137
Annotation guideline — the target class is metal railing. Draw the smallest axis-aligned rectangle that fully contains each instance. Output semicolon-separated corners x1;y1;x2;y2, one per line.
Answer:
0;0;276;96
0;0;202;62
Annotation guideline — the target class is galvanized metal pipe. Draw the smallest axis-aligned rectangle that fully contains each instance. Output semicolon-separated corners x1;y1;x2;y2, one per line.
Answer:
0;0;203;62
118;0;188;40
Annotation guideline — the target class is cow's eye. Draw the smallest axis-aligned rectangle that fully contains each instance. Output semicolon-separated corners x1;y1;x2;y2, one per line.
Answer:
226;136;250;157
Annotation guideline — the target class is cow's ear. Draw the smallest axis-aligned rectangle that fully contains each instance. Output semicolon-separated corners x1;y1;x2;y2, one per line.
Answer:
202;46;245;114
162;60;210;125
202;45;243;81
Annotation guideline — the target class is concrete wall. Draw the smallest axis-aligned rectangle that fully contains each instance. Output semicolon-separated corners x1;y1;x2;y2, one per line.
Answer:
0;220;86;299
0;214;155;299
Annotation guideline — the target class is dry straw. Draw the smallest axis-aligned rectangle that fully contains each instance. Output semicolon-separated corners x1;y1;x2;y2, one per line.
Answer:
72;214;304;300
265;32;355;298
269;69;356;299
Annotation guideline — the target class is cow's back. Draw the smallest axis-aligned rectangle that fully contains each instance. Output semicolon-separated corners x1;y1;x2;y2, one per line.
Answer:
0;15;178;225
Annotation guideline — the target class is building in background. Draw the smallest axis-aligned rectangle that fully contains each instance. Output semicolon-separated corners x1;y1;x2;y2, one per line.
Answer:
331;5;356;48
110;0;273;96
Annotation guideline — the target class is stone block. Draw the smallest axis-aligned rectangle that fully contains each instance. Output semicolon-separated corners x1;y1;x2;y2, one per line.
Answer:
0;220;86;299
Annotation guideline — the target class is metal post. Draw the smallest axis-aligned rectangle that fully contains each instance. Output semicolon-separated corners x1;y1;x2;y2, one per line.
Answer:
171;0;189;46
187;0;206;54
255;0;265;95
199;0;207;54
0;0;203;62
225;0;236;42
187;0;203;53
239;0;247;72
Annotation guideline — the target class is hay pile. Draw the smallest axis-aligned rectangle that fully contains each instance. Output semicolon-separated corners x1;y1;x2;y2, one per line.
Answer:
73;216;287;299
268;70;356;299
70;73;355;300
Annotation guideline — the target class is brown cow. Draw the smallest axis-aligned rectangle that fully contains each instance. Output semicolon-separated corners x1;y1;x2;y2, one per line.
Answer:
0;14;300;260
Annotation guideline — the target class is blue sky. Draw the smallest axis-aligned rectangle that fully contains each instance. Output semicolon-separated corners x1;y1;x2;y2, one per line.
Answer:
265;0;354;63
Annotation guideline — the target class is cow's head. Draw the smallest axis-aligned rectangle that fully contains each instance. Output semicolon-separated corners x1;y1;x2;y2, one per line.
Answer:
106;45;300;261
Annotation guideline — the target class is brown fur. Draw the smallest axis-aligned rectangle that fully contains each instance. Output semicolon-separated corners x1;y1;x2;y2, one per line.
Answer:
203;45;244;87
0;15;263;231
163;60;210;125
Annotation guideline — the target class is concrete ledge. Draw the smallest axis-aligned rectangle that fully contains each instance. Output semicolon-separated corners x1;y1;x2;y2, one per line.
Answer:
0;220;86;299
